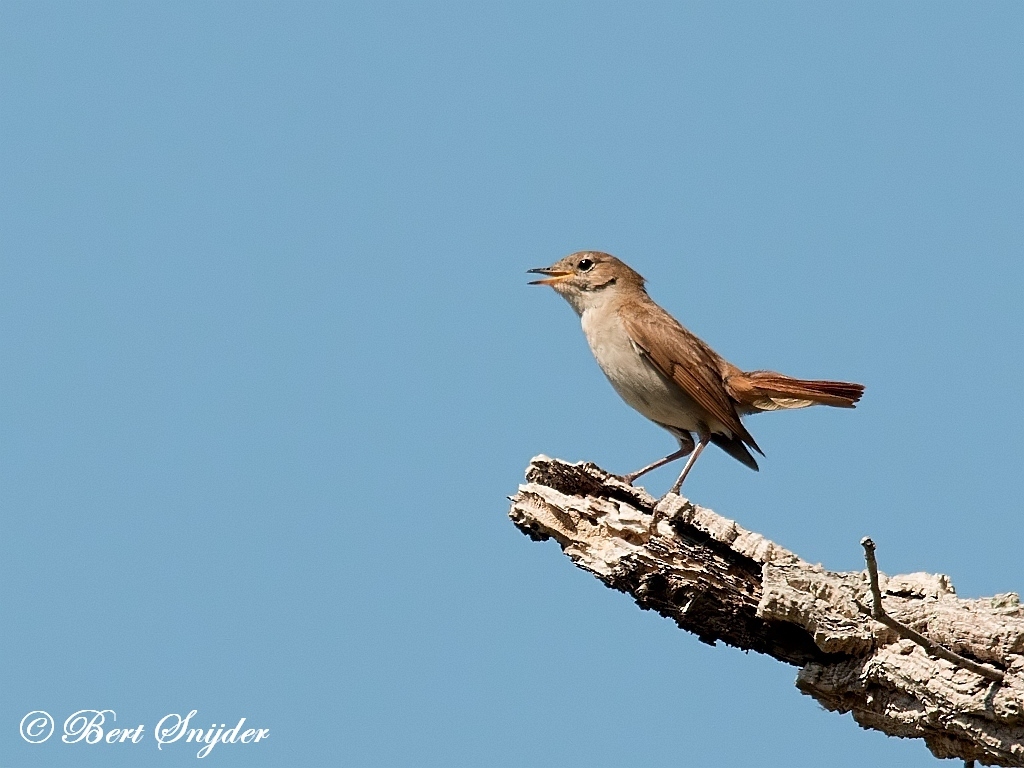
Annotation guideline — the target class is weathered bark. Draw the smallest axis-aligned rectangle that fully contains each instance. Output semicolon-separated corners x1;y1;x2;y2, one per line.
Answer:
509;456;1024;766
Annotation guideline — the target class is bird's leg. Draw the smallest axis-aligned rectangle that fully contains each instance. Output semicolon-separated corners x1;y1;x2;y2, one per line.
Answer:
622;449;689;485
667;429;711;496
622;432;694;485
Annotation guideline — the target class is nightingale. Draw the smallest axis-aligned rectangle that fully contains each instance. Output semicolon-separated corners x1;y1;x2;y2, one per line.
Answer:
529;251;864;496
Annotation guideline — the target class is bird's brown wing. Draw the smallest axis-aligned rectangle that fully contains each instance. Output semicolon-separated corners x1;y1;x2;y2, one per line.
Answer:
620;302;762;454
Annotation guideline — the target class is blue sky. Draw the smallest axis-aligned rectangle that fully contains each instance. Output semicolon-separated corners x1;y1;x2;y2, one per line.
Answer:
1;3;1021;766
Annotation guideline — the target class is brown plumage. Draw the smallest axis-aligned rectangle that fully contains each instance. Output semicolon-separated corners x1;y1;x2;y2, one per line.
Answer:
529;250;864;496
726;370;864;411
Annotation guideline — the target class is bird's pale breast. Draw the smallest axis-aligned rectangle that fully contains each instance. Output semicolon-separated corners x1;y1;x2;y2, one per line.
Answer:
580;304;706;433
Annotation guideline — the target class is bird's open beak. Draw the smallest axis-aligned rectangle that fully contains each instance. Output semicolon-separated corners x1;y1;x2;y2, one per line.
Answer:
527;267;573;286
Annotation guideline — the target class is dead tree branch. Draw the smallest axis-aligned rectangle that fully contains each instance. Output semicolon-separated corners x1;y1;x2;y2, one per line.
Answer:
509;456;1024;766
860;537;1005;683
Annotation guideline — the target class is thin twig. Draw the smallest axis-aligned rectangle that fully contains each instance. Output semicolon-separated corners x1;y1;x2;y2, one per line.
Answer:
860;537;1004;683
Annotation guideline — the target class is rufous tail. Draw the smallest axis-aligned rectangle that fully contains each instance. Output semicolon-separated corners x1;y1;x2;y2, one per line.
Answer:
726;370;864;411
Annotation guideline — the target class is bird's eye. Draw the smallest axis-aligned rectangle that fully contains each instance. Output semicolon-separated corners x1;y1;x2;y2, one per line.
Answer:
577;258;594;272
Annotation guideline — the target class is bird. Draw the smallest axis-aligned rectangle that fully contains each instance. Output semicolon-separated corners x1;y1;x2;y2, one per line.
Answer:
528;251;864;496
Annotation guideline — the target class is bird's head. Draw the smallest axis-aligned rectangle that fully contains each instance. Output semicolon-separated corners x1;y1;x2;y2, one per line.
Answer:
528;251;645;314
